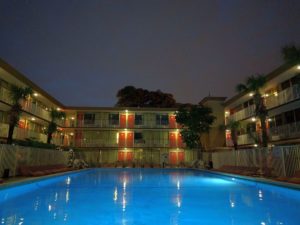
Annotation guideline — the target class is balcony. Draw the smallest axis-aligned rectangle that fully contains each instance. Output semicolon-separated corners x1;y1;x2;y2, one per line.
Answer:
21;101;51;121
0;87;54;122
265;85;300;109
269;121;300;141
237;133;255;145
74;119;175;129
0;123;47;142
227;105;255;122
73;138;169;148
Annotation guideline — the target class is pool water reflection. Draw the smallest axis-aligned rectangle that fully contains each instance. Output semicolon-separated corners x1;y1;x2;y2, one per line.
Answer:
0;169;300;225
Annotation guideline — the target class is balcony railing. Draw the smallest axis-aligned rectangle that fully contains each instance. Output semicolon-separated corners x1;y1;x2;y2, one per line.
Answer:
265;85;300;109
72;138;170;148
237;133;255;145
227;105;255;122
269;121;300;141
70;119;176;129
0;87;55;122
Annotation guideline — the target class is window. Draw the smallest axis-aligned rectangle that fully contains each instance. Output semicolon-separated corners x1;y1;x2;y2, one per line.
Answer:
84;113;95;125
135;114;143;125
284;111;295;124
156;114;169;125
109;113;119;125
134;132;144;143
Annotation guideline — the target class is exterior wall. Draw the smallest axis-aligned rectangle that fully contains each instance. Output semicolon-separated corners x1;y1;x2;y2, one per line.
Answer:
224;63;300;148
200;98;226;150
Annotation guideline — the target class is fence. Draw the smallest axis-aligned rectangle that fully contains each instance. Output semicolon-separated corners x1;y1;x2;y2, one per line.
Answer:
0;144;69;177
208;145;300;177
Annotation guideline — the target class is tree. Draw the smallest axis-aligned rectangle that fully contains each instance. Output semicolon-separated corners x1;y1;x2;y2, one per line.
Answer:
116;86;177;108
46;109;66;144
236;74;268;147
281;44;300;63
224;120;240;150
7;85;33;144
175;105;215;159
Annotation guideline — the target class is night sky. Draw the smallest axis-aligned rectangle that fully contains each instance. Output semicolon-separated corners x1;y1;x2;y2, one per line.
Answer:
1;0;300;106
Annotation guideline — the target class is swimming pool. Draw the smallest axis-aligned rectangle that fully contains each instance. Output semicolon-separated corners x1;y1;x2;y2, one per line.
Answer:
0;169;300;225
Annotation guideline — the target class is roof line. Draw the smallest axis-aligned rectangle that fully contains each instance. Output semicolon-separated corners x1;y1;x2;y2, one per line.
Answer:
224;62;298;106
0;57;66;107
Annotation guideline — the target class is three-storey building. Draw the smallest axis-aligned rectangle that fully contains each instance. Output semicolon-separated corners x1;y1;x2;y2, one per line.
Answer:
224;63;300;148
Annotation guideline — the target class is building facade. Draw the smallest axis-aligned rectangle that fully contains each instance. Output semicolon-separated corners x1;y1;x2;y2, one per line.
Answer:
0;58;198;165
224;63;300;148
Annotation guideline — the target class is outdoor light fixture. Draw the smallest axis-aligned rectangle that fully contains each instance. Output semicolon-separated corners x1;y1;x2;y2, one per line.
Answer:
249;93;254;97
33;93;38;97
268;118;272;122
254;144;258;147
297;65;300;70
273;91;278;96
31;117;36;121
251;117;256;122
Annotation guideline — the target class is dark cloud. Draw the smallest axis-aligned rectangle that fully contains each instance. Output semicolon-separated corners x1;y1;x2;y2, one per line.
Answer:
0;0;300;106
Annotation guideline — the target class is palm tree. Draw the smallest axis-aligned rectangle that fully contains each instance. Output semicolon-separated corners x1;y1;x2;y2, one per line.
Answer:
46;109;66;144
236;74;268;147
281;44;300;63
7;85;33;144
225;120;240;150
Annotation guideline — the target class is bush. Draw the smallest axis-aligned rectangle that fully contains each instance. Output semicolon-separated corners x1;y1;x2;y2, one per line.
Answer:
13;138;56;149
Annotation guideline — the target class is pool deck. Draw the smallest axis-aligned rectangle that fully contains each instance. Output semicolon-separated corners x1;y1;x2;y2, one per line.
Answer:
1;168;300;190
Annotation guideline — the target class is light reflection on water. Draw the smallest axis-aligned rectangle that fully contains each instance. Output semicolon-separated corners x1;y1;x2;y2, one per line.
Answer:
0;169;299;225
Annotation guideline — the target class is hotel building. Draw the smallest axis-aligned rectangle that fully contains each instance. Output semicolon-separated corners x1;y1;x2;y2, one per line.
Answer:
224;62;300;148
0;58;200;165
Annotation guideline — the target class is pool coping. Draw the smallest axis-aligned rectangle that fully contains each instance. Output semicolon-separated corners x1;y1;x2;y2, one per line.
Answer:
200;169;300;190
0;168;91;190
1;168;300;191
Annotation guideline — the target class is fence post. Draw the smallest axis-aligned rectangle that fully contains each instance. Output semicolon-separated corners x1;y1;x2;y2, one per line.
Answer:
281;147;287;177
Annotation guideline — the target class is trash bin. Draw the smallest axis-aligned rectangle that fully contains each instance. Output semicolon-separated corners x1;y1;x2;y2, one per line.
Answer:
2;169;9;178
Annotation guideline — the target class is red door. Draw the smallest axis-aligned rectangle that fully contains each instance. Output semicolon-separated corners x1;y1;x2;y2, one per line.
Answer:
120;114;126;128
127;132;134;147
178;133;184;147
77;113;83;127
118;132;126;147
118;151;125;161
169;132;177;148
126;151;133;161
169;115;177;128
169;152;177;165
75;131;83;147
178;151;185;163
127;114;134;128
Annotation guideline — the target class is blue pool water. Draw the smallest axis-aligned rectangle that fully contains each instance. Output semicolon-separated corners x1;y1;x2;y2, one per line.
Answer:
1;169;300;225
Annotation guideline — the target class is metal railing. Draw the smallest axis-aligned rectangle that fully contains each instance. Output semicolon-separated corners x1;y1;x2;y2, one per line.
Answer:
209;145;300;177
265;85;300;109
227;105;255;122
269;121;300;140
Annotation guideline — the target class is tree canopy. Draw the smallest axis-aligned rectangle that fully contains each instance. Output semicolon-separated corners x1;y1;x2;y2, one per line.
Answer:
175;105;215;158
236;74;268;147
281;44;300;63
116;86;177;108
